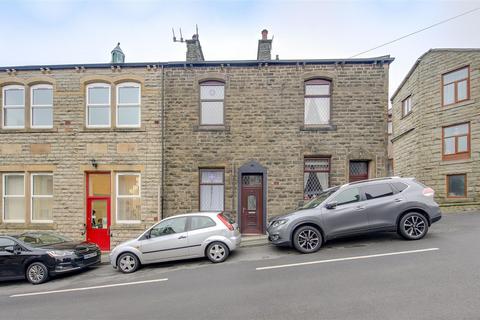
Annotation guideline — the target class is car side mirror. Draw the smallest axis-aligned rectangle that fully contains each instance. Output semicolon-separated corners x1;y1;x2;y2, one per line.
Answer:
5;246;20;254
325;201;337;209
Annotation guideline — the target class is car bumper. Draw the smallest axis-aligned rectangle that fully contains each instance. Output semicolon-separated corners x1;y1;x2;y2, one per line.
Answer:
266;228;291;247
50;254;101;275
228;232;242;251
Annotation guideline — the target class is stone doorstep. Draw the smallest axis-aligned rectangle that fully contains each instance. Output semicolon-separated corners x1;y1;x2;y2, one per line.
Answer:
100;234;270;265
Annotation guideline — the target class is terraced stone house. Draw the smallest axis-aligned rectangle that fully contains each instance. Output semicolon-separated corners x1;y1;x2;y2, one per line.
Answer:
391;49;479;211
0;31;393;249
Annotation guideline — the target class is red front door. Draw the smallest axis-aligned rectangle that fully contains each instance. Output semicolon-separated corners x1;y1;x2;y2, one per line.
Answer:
86;173;111;251
241;174;263;234
349;161;369;182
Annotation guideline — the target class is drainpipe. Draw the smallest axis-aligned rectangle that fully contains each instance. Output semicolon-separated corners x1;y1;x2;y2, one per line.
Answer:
160;64;165;220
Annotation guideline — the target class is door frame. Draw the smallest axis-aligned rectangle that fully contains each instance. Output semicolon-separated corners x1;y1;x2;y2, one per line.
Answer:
237;161;267;234
85;172;111;250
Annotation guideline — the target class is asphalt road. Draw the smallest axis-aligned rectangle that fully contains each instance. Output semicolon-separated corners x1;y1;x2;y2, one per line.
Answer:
1;212;479;320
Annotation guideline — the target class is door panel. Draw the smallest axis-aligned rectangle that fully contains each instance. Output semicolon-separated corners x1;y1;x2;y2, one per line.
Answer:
360;183;401;229
86;173;111;251
241;175;263;234
0;239;25;279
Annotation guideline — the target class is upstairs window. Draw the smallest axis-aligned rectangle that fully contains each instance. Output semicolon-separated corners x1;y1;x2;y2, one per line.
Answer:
402;96;412;117
31;84;53;128
200;81;224;125
304;79;331;125
442;66;469;106
86;83;111;128
443;123;470;160
2;85;25;129
116;82;141;127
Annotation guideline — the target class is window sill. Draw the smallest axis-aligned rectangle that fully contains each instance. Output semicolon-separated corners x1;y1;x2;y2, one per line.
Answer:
442;99;475;110
0;222;56;229
81;127;146;133
194;125;230;132
300;124;337;132
110;223;145;230
439;158;473;165
442;154;470;162
401;111;413;120
0;128;58;134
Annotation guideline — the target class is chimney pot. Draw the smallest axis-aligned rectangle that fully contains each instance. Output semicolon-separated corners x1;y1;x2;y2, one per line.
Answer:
261;29;268;40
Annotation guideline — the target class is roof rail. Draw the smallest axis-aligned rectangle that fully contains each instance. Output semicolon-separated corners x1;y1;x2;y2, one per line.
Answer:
347;176;399;186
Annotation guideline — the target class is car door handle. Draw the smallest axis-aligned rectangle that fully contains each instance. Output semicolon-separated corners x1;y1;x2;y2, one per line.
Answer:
355;206;366;211
394;198;403;202
178;235;187;239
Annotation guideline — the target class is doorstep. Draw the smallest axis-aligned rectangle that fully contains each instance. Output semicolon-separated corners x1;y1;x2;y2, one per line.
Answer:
240;234;269;248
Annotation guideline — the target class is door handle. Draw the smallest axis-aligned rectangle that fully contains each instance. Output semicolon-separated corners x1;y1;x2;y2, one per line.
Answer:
355;206;366;211
394;198;403;202
178;235;187;239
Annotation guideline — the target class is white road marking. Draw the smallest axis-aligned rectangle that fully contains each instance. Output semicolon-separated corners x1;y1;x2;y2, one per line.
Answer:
256;248;439;271
10;278;168;298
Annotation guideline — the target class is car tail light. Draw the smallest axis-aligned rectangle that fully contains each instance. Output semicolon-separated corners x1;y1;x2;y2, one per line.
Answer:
217;213;234;231
423;187;435;197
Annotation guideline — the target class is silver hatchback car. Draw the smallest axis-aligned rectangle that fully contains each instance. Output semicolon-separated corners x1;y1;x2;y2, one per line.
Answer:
110;212;241;273
268;177;442;253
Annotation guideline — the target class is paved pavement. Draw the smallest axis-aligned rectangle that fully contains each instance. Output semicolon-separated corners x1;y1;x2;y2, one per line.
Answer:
1;212;479;320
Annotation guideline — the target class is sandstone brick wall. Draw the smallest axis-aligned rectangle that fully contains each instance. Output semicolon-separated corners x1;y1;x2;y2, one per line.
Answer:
0;67;163;246
392;49;479;209
164;63;390;220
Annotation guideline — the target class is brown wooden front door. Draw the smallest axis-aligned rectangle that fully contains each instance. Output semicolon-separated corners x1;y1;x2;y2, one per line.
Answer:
241;174;263;234
349;161;369;182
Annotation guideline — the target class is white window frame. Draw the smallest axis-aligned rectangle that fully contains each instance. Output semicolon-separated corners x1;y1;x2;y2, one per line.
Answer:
30;84;54;129
116;82;141;128
2;85;25;129
30;173;53;223
86;83;111;128
2;173;25;223
116;172;141;224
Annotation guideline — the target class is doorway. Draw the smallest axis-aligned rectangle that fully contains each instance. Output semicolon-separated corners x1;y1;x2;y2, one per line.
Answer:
240;174;263;234
86;173;111;251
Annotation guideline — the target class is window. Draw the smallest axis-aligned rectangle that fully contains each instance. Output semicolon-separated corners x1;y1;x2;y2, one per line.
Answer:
116;173;141;223
190;216;216;230
391;182;408;192
333;187;360;206
304;79;331;125
2;174;25;222
402;96;412;117
0;237;16;251
116;82;141;127
199;169;224;211
150;217;187;238
86;83;111;127
443;123;470;160
443;66;469;106
2;85;25;128
31;84;53;128
304;158;330;200
200;81;224;125
31;174;53;222
387;121;393;134
362;183;394;200
447;174;466;198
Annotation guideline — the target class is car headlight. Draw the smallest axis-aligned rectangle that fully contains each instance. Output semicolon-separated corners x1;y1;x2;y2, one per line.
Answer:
47;250;74;257
272;219;288;228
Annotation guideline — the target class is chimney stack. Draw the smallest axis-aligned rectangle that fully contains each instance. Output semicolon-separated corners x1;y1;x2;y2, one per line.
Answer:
257;29;272;60
186;34;205;62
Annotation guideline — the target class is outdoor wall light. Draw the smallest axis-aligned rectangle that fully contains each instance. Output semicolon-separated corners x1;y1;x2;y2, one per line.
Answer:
90;159;98;169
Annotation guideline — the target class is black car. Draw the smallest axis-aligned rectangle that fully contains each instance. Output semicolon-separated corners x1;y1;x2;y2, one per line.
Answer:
0;232;101;284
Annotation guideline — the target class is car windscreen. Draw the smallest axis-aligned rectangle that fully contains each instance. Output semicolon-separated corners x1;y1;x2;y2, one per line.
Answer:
14;233;73;247
300;187;339;210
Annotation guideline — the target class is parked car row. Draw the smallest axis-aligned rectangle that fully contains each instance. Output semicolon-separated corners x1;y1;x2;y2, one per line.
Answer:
0;177;441;285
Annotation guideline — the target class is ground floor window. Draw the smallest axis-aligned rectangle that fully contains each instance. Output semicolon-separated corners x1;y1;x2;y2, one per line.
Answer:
116;173;141;223
31;173;53;222
447;174;466;198
199;169;224;211
304;158;330;200
2;173;25;222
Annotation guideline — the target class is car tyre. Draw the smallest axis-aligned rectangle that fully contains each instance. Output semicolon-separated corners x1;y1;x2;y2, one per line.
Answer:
117;252;140;273
206;242;229;263
26;262;49;285
399;212;429;240
293;225;322;254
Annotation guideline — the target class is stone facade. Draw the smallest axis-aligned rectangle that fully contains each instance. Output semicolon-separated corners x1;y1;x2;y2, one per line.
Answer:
391;49;480;211
0;53;392;248
0;67;163;247
164;60;392;228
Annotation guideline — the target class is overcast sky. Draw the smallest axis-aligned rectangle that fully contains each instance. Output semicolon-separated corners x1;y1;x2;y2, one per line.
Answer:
1;0;479;100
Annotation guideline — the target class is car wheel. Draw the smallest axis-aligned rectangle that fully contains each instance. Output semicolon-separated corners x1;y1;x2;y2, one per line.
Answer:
293;226;322;254
399;212;429;240
117;253;140;273
206;242;229;263
26;262;49;285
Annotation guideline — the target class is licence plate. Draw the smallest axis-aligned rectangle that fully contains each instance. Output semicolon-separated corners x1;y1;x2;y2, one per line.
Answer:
84;252;98;259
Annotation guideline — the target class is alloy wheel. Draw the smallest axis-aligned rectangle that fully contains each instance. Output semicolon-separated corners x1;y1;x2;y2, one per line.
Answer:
297;229;320;251
209;244;226;262
119;255;137;272
28;264;46;283
403;215;426;237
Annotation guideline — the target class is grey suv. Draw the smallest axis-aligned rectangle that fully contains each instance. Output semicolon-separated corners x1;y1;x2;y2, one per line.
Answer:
267;177;441;253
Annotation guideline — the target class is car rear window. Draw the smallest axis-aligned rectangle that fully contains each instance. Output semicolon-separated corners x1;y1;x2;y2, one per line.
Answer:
362;183;394;200
391;182;408;192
